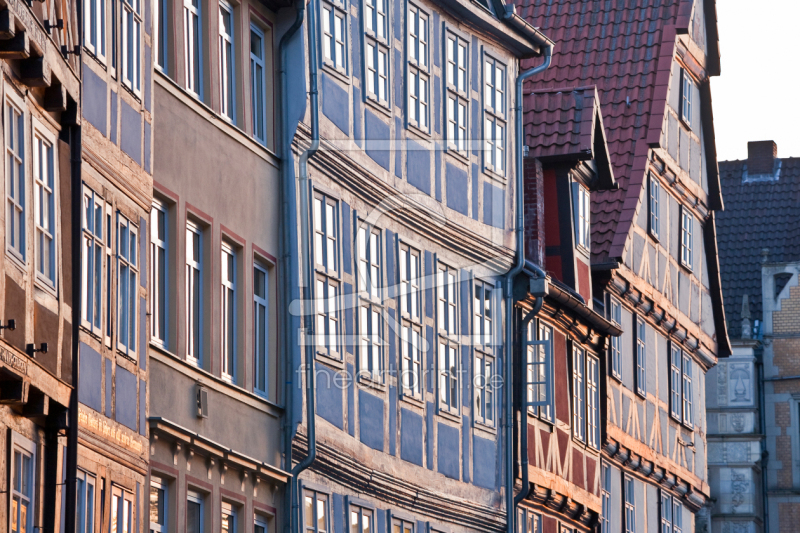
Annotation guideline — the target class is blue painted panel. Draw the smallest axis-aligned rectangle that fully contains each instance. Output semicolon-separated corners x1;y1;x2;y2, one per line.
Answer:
460;273;470;333
425;251;433;318
333;494;344;533
351;15;361;81
144;45;152;112
139;217;147;287
471;164;479;220
400;408;423;465
83;67;107;136
105;358;112;417
347;363;356;436
425;325;434;393
433;13;440;67
394;117;403;179
437;422;459;479
386;229;396;288
426;402;434;469
394;49;402;114
393;0;401;46
79;342;102;412
359;390;385;451
376;508;386;533
388;308;396;372
407;139;431;194
144;121;151;173
140;298;146;369
471;36;478;89
317;362;344;429
115;366;138;431
434;76;441;134
342;202;352;274
471;99;479;156
110;91;117;144
139;379;147;435
353;87;363;147
462;415;470;482
120;100;142;165
389;386;397;455
446;163;469;216
483;182;505;229
366;110;391;170
435;143;442;201
344;282;354;354
461;345;470;408
322;73;350;135
473;435;497;489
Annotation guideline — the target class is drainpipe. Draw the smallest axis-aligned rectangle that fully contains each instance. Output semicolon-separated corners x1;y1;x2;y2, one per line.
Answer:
757;354;769;532
504;46;551;533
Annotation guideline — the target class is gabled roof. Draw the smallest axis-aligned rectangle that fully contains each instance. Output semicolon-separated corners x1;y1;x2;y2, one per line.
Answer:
523;86;616;190
716;157;800;339
513;0;720;262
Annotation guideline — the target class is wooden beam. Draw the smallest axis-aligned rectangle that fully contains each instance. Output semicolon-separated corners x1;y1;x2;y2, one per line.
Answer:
0;379;29;404
20;56;50;87
23;390;49;418
0;31;29;59
44;84;66;112
0;8;15;39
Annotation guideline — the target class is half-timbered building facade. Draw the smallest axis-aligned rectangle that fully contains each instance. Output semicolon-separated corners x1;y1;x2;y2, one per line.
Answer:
515;0;730;531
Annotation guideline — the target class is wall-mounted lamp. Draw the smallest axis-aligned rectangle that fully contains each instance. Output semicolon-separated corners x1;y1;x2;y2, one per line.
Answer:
0;319;16;331
44;19;63;33
61;45;80;59
26;343;47;358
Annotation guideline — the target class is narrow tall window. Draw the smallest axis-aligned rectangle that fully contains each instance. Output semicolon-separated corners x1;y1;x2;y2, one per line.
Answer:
392;517;414;533
572;345;586;443
221;502;236;533
587;354;600;449
624;476;636;533
156;0;168;69
187;491;205;533
573;183;591;251
105;203;113;346
661;492;682;533
85;0;107;61
350;504;374;533
670;343;682;420
150;478;167;533
400;322;422;398
111;0;118;75
437;263;457;337
77;471;96;533
364;0;389;105
357;226;381;300
314;193;340;358
250;25;267;144
526;322;553;422
407;5;429;131
635;317;646;397
6;98;25;261
184;0;203;96
254;262;269;395
399;245;421;321
186;221;203;365
255;516;269;533
321;1;346;72
473;281;493;349
445;33;468;153
83;188;105;335
399;243;422;399
10;438;35;533
304;490;329;533
122;0;142;94
117;215;138;358
110;486;134;533
680;209;693;270
649;175;661;239
600;464;611;533
151;200;168;347
221;242;236;382
682;354;693;427
680;69;693;128
34;131;57;285
483;57;506;174
608;297;621;379
474;351;495;426
438;340;458;414
219;2;236;122
357;226;383;379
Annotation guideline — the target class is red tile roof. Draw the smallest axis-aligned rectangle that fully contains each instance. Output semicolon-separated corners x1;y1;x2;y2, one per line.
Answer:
514;0;717;262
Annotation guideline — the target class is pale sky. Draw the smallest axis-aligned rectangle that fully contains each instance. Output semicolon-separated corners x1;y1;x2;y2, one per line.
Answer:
712;0;800;161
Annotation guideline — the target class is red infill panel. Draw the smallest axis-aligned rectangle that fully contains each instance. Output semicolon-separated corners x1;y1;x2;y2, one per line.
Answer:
576;257;591;305
553;329;570;425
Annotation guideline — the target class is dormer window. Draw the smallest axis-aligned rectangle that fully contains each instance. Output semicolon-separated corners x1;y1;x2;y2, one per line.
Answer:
649;174;661;240
572;184;591;252
680;68;693;129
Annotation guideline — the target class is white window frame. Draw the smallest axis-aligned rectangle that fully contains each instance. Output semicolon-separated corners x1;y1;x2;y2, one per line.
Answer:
122;0;143;95
572;344;586;443
83;187;105;336
357;225;382;302
661;491;683;533
117;213;138;359
221;241;237;382
445;32;468;154
9;432;36;533
635;316;646;397
5;92;26;263
682;353;693;428
184;0;204;97
358;302;383;380
392;516;414;533
572;183;591;252
105;202;113;347
363;0;389;106
221;501;237;533
526;321;553;423
313;193;341;359
321;0;347;74
187;490;205;533
438;338;459;414
357;224;383;381
149;477;168;533
437;262;457;338
151;199;169;347
219;2;236;123
624;476;636;533
84;0;107;61
649;174;660;240
254;515;269;533
680;208;693;270
400;321;422;399
474;350;495;427
186;220;204;366
399;243;421;322
407;4;429;132
587;354;600;449
33;122;58;288
607;296;621;380
77;470;97;533
600;464;610;533
473;280;494;352
483;55;506;175
250;24;267;144
156;0;168;70
680;69;693;129
254;261;269;396
349;502;374;533
110;485;135;533
669;342;682;421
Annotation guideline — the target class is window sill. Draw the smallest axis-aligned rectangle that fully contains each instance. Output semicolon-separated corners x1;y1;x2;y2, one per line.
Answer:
473;419;497;436
482;165;507;186
34;274;58;299
399;393;425;410
679;261;694;274
5;249;26;273
436;407;461;424
445;147;470;166
365;96;393;120
315;351;346;370
83;48;108;72
528;415;555;433
648;230;660;243
406;122;432;142
321;63;350;86
356;372;386;392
